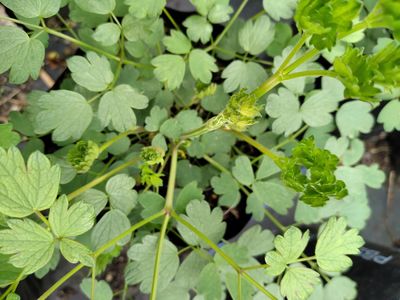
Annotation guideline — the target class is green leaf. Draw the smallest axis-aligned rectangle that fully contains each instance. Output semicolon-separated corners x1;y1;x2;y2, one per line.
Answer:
175;181;204;213
210;172;240;207
0;219;54;274
196;263;223;300
295;0;362;50
280;266;320;300
177;200;226;248
106;174;137;214
208;3;233;24
237;225;274;256
74;189;108;216
201;84;230;114
6;293;20;300
92;23;121;46
323;276;357;300
1;0;60;18
81;278;113;300
263;0;297;21
367;0;400;41
316;217;364;272
127;235;179;293
34;90;93;142
378;99;400;132
336;101;374;138
189;49;218;84
91;209;131;253
266;23;293;57
125;0;166;18
265;226;309;276
183;15;213;44
176;110;203;133
252;180;296;214
301;90;339;127
174;250;209;289
0;26;44;84
232;155;255;186
239;15;275;55
75;0;115;14
138;191;165;221
342;139;364;166
145;106;169;132
152;54;186;90
256;155;280;180
222;60;267;93
98;84;148;132
163;30;192;54
67;52;114;92
0;254;22;287
0;148;60;218
49;195;95;238
160;118;182;139
60;238;94;266
122;15;164;46
0;124;20;149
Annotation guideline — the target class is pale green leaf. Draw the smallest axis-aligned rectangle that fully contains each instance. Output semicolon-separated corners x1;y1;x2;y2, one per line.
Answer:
160;118;182;139
256;155;280;180
138;191;165;221
122;15;164;46
0;219;54;274
189;49;218;84
152;54;186;90
60;238;94;266
183;15;213;44
34;90;93;142
0;147;60;218
265;226;309;276
81;278;113;300
1;0;60;18
75;0;115;14
237;225;274;256
176;110;203;132
0;26;44;84
92;23;121;46
145;106;169;132
316;217;364;272
0;124;20;149
324;276;357;300
232;155;255;186
177;200;226;248
208;3;233;23
253;180;295;215
324;136;349;157
106;174;137;214
49;195;95;238
91;209;131;253
34;247;60;279
263;0;297;21
301;90;339;127
98;84;148;132
0;253;23;287
239;15;275;55
126;235;179;293
175;181;204;213
67;52;114;92
174;250;209;289
125;0;165;18
336;101;374;138
210;172;240;207
74;189;107;216
342;139;365;166
377;99;400;132
280;266;320;300
197;263;222;300
163;30;192;54
222;60;267;93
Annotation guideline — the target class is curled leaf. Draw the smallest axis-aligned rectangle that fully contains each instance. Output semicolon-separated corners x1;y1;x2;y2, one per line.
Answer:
67;140;100;174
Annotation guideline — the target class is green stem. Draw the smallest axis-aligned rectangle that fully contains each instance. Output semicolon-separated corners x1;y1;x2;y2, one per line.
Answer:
238;272;242;300
35;210;50;228
214;46;273;65
283;48;319;75
241;264;269;271
293;256;316;263
67;158;140;201
205;0;249;52
110;12;122;28
264;209;287;232
231;130;280;162
172;211;277;300
276;34;309;74
163;8;181;31
338;19;369;39
0;16;149;69
87;93;104;104
98;128;140;153
180;122;213;140
272;125;308;151
282;70;338;81
203;155;230;174
165;144;180;210
91;263;96;300
252;73;281;99
56;13;78;39
0;284;14;300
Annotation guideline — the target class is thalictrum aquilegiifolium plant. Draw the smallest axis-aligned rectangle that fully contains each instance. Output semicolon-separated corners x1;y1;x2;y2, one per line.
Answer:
0;0;396;299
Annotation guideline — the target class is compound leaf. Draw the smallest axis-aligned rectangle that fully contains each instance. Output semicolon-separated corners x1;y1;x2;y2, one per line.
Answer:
0;219;54;274
189;49;218;84
177;200;226;248
49;195;95;238
163;30;192;54
239;15;275;55
152;54;186;90
0;147;60;218
210;172;240;207
183;15;213;44
315;217;364;272
34;90;93;142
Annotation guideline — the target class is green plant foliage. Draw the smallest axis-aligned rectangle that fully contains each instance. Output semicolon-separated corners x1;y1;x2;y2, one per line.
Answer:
0;124;20;149
67;140;100;173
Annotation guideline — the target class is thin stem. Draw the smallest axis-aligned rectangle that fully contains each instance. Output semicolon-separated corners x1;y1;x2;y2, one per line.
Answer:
35;210;50;228
215;46;273;65
238;272;242;300
276;34;309;74
242;264;269;271
165;144;180;210
87;93;104;105
293;256;316;263
180;123;211;140
172;211;277;300
163;8;180;31
98;128;140;153
0;284;14;300
283;48;319;75
338;19;369;39
231;130;280;162
272;125;308;151
264;209;287;232
282;70;338;81
0;16;149;69
110;12;122;28
67;158;140;201
56;13;78;39
109;33;125;88
203;155;230;174
205;0;249;52
91;264;96;300
252;73;281;99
